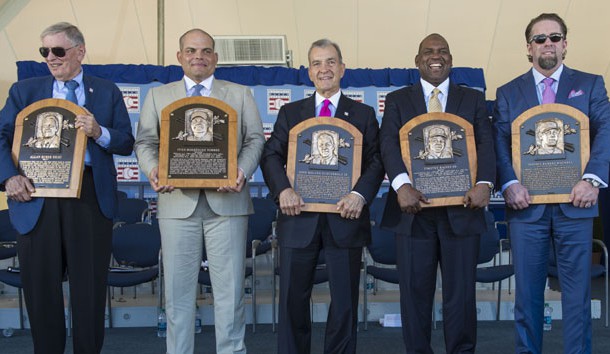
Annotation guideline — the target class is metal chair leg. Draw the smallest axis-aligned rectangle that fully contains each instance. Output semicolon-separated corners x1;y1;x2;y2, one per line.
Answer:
107;286;113;328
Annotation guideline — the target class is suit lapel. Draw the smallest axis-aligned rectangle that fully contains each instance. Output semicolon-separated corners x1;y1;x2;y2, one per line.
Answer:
300;95;316;120
210;79;227;101
446;83;464;114
517;71;540;109
169;81;187;100
407;83;428;116
556;66;575;104
335;94;353;121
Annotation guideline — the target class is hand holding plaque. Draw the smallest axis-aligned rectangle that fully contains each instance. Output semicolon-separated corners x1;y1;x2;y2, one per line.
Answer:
511;103;590;204
399;112;477;207
158;96;237;188
286;117;362;213
11;98;87;198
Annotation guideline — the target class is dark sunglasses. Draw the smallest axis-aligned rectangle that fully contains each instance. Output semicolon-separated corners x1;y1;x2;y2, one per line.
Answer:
529;33;564;44
39;45;77;58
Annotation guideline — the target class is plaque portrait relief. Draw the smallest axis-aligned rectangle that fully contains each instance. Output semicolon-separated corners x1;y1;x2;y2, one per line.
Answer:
522;117;577;159
400;112;477;207
25;112;64;150
511;103;589;204
300;130;341;168
159;97;237;188
12;99;87;198
287;117;362;213
414;124;457;161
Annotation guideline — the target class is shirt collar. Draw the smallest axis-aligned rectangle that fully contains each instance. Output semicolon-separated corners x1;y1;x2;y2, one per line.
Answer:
532;64;563;85
184;75;215;92
315;90;341;108
56;70;84;90
420;77;450;97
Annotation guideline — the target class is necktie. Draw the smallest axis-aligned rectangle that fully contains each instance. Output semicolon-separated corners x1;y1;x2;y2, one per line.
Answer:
320;99;332;117
65;80;79;105
192;84;204;97
542;78;556;104
428;88;442;112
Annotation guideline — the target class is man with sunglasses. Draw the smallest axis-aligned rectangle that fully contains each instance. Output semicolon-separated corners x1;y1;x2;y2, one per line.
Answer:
0;22;134;353
493;13;610;354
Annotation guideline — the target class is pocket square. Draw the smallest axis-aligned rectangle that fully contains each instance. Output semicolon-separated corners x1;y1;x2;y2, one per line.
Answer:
568;89;584;98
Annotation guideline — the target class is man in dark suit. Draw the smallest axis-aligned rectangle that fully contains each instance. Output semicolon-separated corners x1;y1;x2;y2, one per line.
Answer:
493;13;610;354
261;39;384;354
379;33;495;354
0;22;134;353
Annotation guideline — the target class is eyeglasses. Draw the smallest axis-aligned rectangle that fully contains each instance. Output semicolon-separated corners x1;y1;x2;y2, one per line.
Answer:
529;33;564;44
39;46;77;58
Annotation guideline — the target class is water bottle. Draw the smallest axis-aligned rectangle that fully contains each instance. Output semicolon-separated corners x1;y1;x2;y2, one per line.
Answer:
2;327;14;337
157;309;167;338
194;306;202;334
543;303;553;331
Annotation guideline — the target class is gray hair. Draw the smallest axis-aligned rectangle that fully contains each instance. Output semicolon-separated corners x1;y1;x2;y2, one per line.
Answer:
40;22;85;46
308;39;343;64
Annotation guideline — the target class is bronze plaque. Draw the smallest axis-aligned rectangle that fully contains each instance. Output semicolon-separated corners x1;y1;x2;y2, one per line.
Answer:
159;97;237;188
512;103;590;204
399;112;477;207
11;99;87;198
287;117;362;213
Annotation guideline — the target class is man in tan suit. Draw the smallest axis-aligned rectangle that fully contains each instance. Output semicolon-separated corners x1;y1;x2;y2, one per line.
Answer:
134;28;264;354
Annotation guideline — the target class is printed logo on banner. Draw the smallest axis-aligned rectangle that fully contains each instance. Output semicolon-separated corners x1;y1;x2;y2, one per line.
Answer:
121;87;141;113
267;89;291;114
116;159;140;181
304;89;315;98
377;91;390;116
343;90;364;103
263;122;274;141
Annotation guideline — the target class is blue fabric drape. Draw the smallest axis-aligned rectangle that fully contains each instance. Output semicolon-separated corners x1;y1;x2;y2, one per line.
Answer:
17;61;485;89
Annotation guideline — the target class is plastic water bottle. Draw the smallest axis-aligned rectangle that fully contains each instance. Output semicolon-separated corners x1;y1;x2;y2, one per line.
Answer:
157;309;167;338
543;303;553;331
2;327;14;337
194;306;202;334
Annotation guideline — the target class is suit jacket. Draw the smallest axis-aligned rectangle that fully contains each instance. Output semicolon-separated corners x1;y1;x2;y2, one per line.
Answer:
261;94;384;248
494;66;610;222
134;79;265;217
0;75;134;234
379;81;496;236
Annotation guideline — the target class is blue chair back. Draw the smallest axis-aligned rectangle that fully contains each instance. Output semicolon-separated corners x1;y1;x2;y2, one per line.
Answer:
246;197;277;257
112;223;161;268
478;211;500;264
0;209;18;242
368;225;397;265
115;198;149;224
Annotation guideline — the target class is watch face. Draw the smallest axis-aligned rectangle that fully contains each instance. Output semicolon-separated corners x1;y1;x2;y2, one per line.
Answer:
585;178;600;187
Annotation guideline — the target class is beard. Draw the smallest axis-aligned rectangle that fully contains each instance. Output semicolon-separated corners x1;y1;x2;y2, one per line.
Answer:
538;54;559;70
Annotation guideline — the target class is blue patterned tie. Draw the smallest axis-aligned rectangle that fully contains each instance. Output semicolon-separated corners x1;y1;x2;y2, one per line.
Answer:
192;84;204;97
65;80;79;105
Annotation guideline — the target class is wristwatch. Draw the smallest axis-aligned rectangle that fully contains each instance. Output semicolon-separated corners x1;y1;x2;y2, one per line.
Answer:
583;178;601;188
479;181;494;190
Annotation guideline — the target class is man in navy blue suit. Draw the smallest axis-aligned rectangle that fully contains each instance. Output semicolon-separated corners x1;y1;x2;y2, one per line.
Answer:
493;13;610;354
261;39;384;354
0;22;133;353
379;33;495;354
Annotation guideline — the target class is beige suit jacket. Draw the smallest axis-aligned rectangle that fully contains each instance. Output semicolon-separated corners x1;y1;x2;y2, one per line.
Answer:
134;78;264;218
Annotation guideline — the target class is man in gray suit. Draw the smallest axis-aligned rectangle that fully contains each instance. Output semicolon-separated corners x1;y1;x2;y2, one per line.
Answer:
134;28;264;354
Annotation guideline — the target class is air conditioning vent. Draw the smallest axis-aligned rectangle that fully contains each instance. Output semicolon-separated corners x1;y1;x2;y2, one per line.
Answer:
215;35;289;66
